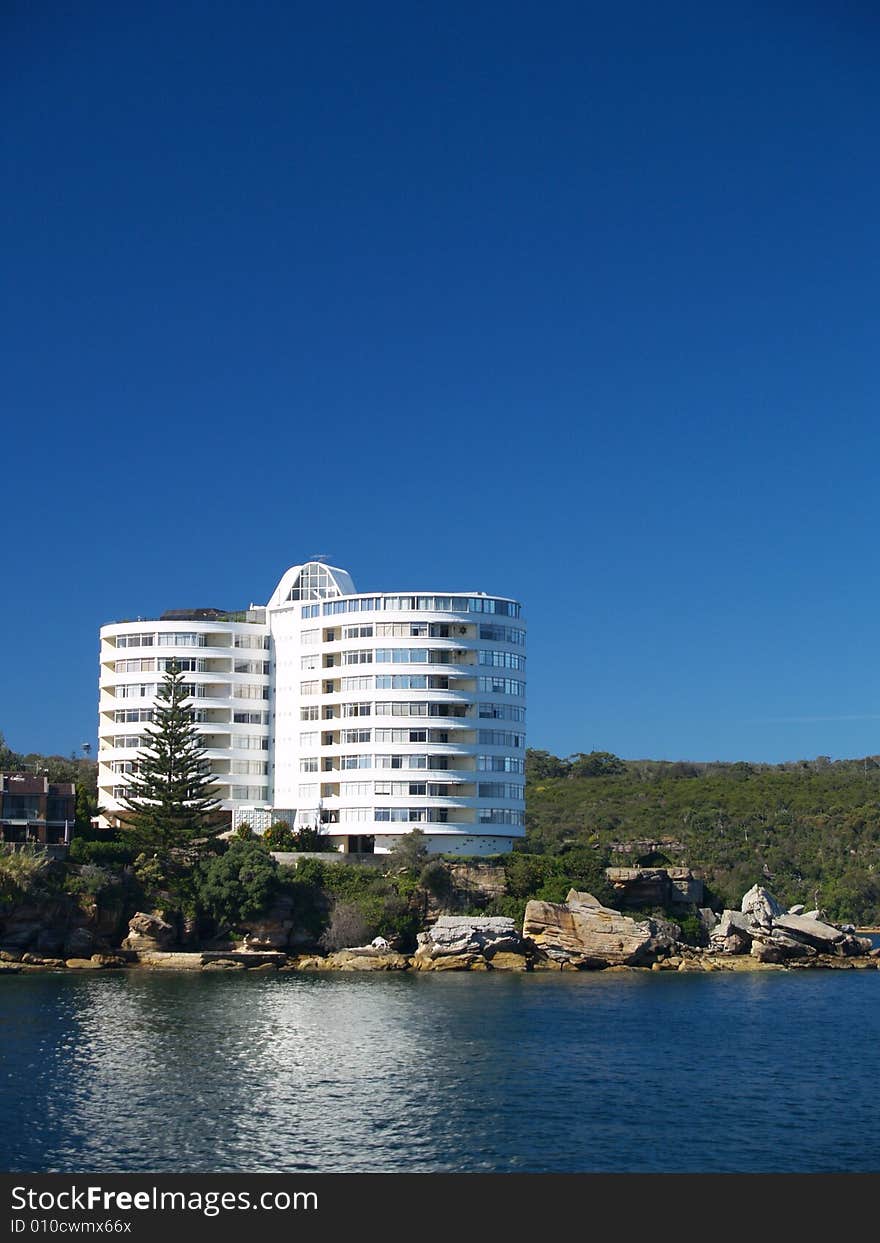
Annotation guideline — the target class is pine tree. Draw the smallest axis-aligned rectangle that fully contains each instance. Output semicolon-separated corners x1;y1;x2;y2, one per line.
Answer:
117;662;225;877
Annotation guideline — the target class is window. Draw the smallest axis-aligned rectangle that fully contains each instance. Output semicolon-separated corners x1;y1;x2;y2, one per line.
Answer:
300;680;319;695
232;785;269;800
234;711;269;724
375;675;427;690
339;807;372;822
299;731;318;746
478;730;525;748
236;659;269;674
300;654;319;670
478;650;526;670
374;728;428;743
375;648;429;663
341;702;371;717
343;649;373;664
116;683;157;699
340;754;372;770
342;729;371;744
300;705;319;720
478;782;525;799
478;702;526;722
340;676;372;691
234;634;270;649
232;760;268;776
479;624;526;645
157;632;205;647
300;629;320;645
115;633;155;648
233;685;266;699
343;625;373;639
477;755;525;773
300;757;318;772
234;736;269;751
477;676;525;696
298;783;318;799
341;782;370;797
478;808;524;825
116;658;156;673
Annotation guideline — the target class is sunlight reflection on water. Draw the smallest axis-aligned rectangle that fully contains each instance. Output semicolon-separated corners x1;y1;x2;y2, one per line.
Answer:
2;969;880;1172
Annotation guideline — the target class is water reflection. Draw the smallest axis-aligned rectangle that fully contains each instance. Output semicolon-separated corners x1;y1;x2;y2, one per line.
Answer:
2;970;880;1172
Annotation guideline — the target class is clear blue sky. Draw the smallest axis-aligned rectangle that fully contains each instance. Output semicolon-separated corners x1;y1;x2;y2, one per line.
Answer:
4;3;880;764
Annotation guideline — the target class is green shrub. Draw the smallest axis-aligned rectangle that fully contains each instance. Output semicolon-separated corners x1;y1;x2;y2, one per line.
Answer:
0;845;51;906
69;839;135;867
196;839;280;928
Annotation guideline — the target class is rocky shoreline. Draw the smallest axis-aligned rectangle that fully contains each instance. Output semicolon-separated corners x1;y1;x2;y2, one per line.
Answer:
2;886;878;976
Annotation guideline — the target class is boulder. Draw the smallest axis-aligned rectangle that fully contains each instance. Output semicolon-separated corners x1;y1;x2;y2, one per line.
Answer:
788;904;805;915
122;912;175;952
417;916;524;959
412;952;481;971
709;910;755;954
236;894;296;951
65;958;104;969
21;954;66;967
522;898;675;967
326;950;409;971
741;885;784;928
773;914;846;951
487;951;529;971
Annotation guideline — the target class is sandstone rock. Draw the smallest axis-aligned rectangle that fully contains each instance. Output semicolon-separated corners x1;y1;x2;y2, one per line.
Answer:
802;909;821;921
91;954;126;968
246;961;278;972
326;950;409;971
751;941;789;964
65;957;104;969
202;959;246;971
0;962;22;973
487;951;529;971
0;948;23;962
523;899;675;967
741;885;784;928
417;916;524;959
22;953;65;967
412;951;481;971
788;904;806;915
709;910;755;955
122;912;175;952
136;952;203;970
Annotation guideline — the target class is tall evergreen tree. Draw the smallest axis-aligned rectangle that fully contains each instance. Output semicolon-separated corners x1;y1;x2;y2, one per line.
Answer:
117;663;225;876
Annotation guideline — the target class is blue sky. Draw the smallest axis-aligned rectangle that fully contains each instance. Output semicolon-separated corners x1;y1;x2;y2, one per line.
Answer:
3;3;880;763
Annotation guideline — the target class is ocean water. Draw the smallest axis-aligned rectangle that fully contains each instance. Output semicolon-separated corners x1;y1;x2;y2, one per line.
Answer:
2;968;879;1173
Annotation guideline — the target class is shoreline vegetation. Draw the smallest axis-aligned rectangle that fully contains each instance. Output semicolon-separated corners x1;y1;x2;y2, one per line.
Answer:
3;722;880;977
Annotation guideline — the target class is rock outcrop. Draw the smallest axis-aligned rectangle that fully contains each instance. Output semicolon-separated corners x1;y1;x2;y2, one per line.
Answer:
709;886;873;961
523;889;678;968
412;916;530;970
122;912;175;952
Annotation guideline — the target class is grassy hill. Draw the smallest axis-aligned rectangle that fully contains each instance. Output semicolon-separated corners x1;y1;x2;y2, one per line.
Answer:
524;750;880;923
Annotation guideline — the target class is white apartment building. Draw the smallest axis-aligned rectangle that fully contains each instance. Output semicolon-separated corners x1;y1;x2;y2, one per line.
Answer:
98;561;525;855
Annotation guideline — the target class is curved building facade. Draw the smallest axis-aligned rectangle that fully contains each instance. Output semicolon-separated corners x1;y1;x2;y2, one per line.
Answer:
98;562;525;855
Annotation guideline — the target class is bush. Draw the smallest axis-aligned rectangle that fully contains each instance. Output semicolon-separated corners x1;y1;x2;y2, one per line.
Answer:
0;845;51;906
69;839;135;867
196;840;280;929
66;864;119;901
263;822;295;851
320;900;372;951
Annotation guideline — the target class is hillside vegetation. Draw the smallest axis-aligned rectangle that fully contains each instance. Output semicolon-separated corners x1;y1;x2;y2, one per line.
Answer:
524;750;880;923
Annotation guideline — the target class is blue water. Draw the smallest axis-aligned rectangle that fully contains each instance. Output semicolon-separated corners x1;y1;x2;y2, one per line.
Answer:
2;968;879;1173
